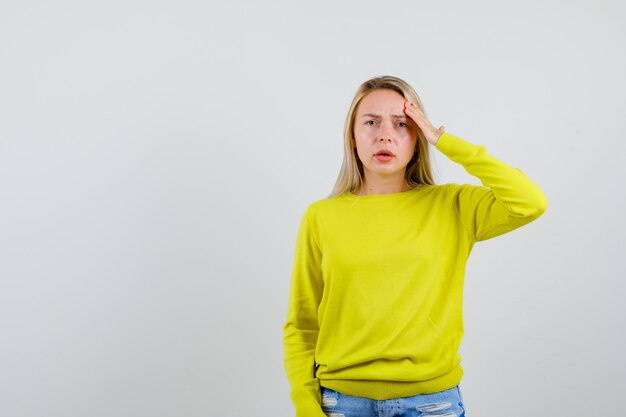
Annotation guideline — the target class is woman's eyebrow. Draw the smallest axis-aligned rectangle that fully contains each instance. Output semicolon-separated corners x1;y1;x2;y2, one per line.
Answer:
361;113;407;119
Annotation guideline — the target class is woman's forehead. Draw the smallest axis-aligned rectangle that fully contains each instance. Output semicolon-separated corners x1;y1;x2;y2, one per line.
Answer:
357;89;405;115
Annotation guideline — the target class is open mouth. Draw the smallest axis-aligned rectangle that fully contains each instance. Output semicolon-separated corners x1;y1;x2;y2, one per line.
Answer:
374;149;395;161
374;152;394;161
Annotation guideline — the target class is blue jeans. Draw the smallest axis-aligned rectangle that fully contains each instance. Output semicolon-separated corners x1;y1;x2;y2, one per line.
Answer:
320;385;466;417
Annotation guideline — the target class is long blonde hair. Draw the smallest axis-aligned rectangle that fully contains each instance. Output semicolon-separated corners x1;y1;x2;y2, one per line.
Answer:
328;75;437;198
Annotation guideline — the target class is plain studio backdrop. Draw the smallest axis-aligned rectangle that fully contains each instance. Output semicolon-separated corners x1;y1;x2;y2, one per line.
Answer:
1;1;624;416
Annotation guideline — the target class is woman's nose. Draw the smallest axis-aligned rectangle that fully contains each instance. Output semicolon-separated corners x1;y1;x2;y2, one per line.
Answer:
379;123;393;142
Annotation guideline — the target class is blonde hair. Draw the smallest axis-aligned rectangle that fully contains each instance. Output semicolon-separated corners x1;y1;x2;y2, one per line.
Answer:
328;75;437;198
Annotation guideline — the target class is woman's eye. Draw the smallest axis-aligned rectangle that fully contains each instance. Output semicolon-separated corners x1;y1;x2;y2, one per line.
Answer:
398;122;407;127
365;120;376;126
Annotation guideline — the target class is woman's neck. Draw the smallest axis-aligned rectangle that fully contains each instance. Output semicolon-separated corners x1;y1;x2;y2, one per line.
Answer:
355;180;414;196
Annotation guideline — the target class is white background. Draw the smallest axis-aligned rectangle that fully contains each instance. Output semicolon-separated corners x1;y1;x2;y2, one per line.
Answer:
1;1;624;416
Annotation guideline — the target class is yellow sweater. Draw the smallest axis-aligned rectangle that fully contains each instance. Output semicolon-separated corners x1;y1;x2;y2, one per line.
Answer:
282;132;548;416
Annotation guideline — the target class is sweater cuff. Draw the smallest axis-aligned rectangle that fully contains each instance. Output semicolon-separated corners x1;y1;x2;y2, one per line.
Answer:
294;399;327;417
290;381;327;417
434;132;475;157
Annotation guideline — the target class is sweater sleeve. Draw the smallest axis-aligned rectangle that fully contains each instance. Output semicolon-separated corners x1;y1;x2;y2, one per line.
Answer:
282;206;326;417
435;132;548;242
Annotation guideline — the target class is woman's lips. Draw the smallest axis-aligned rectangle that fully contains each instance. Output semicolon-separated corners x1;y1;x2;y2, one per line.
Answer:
374;149;395;162
375;155;394;162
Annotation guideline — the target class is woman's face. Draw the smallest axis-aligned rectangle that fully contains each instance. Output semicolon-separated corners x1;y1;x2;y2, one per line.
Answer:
353;89;418;181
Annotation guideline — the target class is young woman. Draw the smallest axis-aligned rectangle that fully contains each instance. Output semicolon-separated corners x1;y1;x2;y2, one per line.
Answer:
282;75;547;417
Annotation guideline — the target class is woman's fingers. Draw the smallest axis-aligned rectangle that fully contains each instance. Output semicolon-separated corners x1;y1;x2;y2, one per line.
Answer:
404;101;443;145
404;101;432;128
403;102;422;124
404;101;429;123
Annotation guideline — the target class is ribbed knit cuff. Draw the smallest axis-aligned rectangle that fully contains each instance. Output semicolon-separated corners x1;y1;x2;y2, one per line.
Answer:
435;132;476;157
294;399;327;417
290;380;327;417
